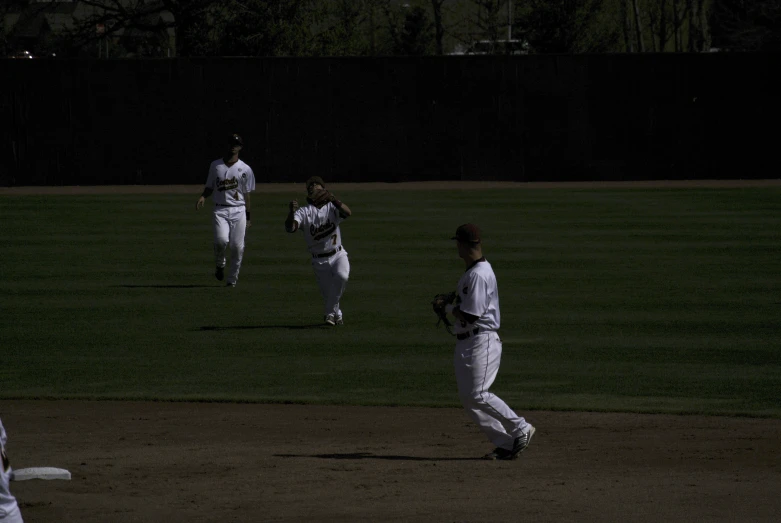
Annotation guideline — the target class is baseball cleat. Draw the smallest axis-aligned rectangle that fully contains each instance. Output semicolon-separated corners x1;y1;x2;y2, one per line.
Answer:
335;317;344;325
215;266;225;281
226;281;236;287
324;314;336;326
506;425;535;459
482;447;513;460
482;425;536;461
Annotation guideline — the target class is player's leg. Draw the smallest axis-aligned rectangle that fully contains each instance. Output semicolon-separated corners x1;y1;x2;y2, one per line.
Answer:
226;208;247;285
2;505;24;523
454;333;529;449
480;335;529;438
212;210;230;279
454;338;511;448
311;261;333;320
326;253;350;322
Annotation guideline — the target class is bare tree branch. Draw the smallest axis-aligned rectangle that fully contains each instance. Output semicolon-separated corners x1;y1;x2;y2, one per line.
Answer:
632;0;645;52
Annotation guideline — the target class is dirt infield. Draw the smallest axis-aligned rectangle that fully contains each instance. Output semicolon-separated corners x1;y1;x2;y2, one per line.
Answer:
3;401;781;523
4;180;781;522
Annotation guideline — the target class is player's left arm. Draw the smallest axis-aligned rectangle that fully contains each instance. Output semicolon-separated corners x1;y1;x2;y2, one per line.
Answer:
245;192;252;228
244;168;256;228
333;198;351;219
449;273;486;324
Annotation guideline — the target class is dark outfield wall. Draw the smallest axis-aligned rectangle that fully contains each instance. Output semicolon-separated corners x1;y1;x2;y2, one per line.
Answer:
1;54;778;186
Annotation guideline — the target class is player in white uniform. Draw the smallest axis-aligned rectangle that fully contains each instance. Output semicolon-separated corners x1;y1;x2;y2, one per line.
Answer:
445;224;536;460
285;176;352;325
1;418;24;523
195;134;256;287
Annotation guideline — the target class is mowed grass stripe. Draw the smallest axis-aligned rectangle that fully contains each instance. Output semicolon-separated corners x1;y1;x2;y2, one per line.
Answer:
1;188;779;417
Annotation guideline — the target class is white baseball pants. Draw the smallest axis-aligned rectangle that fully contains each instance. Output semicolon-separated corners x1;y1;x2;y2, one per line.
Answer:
454;331;530;450
0;505;24;523
312;251;350;318
213;206;247;284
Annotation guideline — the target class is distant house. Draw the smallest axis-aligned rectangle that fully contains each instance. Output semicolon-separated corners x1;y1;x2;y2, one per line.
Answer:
3;0;175;58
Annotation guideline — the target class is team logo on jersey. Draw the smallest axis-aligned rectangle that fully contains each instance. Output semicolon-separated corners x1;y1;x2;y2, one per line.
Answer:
311;220;336;241
241;172;247;180
217;176;239;192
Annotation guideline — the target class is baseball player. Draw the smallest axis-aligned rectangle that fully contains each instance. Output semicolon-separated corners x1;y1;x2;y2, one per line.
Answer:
285;176;352;325
445;224;535;460
1;418;23;523
195;134;256;287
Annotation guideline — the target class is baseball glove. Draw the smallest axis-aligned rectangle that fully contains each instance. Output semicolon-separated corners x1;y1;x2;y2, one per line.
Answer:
431;291;459;335
307;188;336;208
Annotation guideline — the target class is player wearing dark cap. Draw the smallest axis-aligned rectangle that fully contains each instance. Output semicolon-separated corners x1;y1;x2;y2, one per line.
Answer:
195;134;256;287
447;223;536;460
285;176;353;325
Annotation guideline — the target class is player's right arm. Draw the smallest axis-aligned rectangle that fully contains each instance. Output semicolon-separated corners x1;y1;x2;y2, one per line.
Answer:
196;162;218;210
451;306;479;325
285;200;300;232
195;187;214;210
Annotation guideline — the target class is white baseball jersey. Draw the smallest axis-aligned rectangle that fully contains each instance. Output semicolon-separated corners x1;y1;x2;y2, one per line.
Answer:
454;258;500;334
293;202;347;256
205;159;255;207
0;419;20;519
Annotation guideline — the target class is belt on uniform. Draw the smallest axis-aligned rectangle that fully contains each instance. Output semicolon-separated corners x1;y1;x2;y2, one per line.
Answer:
456;328;480;340
313;245;342;259
216;204;242;207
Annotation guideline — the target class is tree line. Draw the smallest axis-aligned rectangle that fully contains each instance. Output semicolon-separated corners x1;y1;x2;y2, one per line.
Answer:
2;0;778;58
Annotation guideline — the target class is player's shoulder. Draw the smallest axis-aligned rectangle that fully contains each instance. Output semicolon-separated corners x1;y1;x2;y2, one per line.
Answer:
479;258;494;271
480;259;496;275
209;158;224;169
468;259;495;279
236;160;253;174
294;203;311;218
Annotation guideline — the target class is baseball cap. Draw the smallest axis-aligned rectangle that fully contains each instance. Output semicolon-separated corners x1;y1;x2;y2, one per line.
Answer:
452;223;481;243
229;134;244;147
306;176;326;191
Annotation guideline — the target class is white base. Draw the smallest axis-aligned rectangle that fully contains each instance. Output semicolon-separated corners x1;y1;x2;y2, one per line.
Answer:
10;467;71;481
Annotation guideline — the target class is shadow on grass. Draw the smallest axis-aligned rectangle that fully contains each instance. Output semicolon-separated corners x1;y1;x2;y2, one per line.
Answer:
275;452;481;461
115;284;213;289
198;324;328;331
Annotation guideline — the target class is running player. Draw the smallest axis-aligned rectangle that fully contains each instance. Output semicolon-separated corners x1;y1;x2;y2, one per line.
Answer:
285;176;352;325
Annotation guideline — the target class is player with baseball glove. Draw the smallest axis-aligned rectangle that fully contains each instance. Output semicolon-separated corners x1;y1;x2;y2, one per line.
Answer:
443;223;536;460
306;183;337;208
431;291;459;335
285;176;353;326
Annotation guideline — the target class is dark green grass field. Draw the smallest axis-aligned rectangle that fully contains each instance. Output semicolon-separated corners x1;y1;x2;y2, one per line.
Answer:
2;186;780;417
